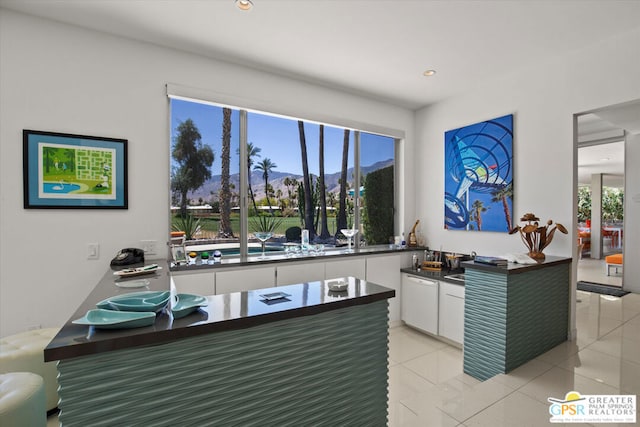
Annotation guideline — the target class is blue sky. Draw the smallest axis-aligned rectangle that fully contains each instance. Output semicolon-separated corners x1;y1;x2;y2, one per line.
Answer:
170;98;394;177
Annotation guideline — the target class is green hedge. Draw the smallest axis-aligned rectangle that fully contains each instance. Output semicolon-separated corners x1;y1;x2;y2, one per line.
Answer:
363;165;394;244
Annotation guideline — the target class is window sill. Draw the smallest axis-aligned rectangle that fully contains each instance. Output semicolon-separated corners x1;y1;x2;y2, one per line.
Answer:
169;245;425;272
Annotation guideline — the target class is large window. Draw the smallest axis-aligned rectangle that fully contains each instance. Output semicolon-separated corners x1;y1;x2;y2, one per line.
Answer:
170;99;240;241
169;97;396;260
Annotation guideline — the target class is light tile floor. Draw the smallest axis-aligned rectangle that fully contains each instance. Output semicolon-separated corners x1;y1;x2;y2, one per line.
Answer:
47;290;640;427
387;290;640;426
578;257;623;287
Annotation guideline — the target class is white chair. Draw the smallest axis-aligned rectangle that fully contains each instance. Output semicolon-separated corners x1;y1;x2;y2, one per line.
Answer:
0;328;59;412
0;372;46;427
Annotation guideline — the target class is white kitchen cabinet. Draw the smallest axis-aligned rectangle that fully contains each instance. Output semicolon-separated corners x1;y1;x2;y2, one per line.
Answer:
171;271;215;296
438;281;465;345
276;262;325;286
367;254;401;325
215;266;276;294
401;274;438;335
325;257;366;280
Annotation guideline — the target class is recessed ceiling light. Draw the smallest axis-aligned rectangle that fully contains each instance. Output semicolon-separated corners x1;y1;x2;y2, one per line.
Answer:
600;157;611;161
423;69;436;77
236;0;253;11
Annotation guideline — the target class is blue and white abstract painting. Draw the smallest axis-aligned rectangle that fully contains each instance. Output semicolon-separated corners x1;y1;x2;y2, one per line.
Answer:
444;114;513;232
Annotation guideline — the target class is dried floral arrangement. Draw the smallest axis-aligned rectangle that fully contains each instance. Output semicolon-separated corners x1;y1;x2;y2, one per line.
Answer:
509;213;568;261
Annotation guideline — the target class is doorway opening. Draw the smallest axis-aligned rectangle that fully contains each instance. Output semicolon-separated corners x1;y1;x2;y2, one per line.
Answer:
576;113;625;287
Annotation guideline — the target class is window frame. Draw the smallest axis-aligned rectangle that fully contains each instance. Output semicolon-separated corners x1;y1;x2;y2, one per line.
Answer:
167;85;403;261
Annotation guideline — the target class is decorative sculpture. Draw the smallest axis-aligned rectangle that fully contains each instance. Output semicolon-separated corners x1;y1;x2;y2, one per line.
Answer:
408;220;420;247
509;213;567;261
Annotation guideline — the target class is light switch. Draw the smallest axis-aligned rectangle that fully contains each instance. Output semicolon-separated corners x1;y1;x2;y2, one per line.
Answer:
88;243;99;260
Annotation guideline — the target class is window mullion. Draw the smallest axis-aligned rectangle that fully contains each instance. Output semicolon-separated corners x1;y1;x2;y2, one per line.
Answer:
239;110;248;261
354;131;361;249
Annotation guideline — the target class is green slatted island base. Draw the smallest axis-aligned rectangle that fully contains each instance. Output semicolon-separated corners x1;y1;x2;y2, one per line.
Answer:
44;267;395;426
462;256;571;381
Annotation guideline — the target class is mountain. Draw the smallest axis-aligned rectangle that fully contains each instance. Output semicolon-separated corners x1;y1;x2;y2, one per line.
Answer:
186;159;393;203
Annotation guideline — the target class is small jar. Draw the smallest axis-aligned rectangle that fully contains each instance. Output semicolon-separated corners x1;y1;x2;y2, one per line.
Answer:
201;252;210;265
213;250;222;263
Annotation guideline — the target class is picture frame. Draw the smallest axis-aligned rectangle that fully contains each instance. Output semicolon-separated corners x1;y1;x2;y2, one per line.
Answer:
170;244;187;266
23;130;128;209
443;114;514;232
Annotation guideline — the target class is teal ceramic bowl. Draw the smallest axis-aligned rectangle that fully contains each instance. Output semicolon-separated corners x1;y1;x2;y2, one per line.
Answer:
172;293;208;319
97;291;171;312
73;309;156;329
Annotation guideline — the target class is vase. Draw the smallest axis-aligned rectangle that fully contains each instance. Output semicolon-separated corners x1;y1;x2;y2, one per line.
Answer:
528;251;545;261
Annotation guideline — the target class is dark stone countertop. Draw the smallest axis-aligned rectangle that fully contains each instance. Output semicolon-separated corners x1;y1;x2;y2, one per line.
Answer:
400;267;466;285
401;255;572;283
44;262;394;362
461;255;572;275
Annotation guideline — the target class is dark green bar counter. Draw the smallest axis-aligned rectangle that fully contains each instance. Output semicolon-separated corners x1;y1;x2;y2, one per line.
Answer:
45;266;395;426
462;256;572;381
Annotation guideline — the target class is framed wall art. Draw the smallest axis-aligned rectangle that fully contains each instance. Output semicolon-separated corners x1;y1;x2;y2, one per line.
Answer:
444;114;513;232
23;130;128;209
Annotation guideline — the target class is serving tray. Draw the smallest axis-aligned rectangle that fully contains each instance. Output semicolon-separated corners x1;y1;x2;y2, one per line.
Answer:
72;309;156;329
172;293;208;319
96;291;170;312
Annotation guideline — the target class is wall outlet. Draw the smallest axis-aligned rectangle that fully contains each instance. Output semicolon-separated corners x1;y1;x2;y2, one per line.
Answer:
141;240;157;255
87;243;100;260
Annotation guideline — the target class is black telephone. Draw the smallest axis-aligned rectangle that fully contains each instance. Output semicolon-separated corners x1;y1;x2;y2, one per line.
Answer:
110;248;145;266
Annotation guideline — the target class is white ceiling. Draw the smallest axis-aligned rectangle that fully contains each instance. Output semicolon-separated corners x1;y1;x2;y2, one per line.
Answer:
1;0;640;110
2;0;639;187
576;99;640;187
577;141;625;188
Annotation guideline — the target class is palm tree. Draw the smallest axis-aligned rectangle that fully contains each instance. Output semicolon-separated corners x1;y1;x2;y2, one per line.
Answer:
284;177;298;209
491;182;513;232
298;121;315;240
218;107;234;237
254;157;277;215
229;182;238;208
470;199;488;231
237;142;261;214
296;181;305;226
318;125;331;239
327;191;337;210
312;175;321;233
336;129;350;234
172;119;214;217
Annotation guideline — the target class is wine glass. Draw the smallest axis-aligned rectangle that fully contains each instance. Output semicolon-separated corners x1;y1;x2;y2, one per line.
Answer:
253;231;273;259
340;228;358;253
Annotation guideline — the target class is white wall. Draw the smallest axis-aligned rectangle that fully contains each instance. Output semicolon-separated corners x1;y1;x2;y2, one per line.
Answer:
0;10;415;336
624;134;640;293
415;27;640;259
415;26;640;339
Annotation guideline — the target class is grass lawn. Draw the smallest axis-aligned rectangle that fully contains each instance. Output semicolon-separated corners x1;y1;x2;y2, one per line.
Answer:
173;214;340;237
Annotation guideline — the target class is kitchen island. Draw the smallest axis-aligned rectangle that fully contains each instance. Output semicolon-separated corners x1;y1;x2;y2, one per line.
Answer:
462;256;571;381
45;265;395;426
